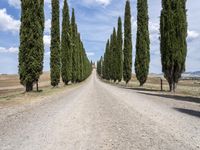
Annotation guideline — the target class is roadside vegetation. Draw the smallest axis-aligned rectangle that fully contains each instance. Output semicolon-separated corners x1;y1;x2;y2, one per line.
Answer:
19;0;92;92
97;0;188;93
0;72;92;102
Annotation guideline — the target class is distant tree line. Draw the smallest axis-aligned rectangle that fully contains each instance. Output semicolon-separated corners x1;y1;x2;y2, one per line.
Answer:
19;0;92;92
97;0;187;92
51;0;92;87
98;0;132;84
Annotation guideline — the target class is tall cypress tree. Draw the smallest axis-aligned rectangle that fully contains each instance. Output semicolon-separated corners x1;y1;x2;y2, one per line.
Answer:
135;0;150;86
117;17;123;82
71;9;78;83
109;34;114;80
38;0;44;75
160;0;187;92
123;0;132;84
97;56;103;77
80;39;85;81
97;60;100;76
50;0;60;87
19;0;33;92
19;0;44;92
79;40;83;81
70;9;92;83
36;0;45;91
61;0;72;85
103;40;110;80
76;33;81;82
112;28;118;82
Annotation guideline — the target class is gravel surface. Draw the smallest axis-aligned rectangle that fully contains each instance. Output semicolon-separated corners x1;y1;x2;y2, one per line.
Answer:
0;71;200;150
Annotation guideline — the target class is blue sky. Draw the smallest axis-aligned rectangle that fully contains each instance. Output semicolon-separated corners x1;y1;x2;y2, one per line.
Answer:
0;0;199;74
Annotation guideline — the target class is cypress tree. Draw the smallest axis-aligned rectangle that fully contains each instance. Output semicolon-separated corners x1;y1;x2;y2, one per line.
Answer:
116;17;123;82
97;56;103;77
36;0;45;91
109;34;114;80
160;0;187;92
71;9;78;83
82;48;91;80
77;33;81;82
19;0;44;92
38;0;45;74
112;28;118;82
61;0;72;85
19;0;33;92
103;40;110;80
50;0;60;87
101;57;105;78
80;41;85;81
135;0;150;86
123;0;133;84
79;41;84;81
97;60;100;76
100;56;103;77
67;8;92;81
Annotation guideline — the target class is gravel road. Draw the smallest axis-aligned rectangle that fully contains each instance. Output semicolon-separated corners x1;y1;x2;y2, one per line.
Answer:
0;71;200;150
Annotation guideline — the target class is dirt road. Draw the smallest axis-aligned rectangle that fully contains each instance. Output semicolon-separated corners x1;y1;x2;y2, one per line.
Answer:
0;71;200;150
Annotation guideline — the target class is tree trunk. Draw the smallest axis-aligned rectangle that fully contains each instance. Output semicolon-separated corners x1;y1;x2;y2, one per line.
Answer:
36;81;39;92
173;82;176;93
169;82;172;92
160;78;163;91
26;83;33;92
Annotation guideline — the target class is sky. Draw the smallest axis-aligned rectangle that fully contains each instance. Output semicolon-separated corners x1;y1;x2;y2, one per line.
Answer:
0;0;199;74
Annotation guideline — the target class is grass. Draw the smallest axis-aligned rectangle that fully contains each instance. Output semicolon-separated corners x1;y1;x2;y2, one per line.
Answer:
0;74;91;105
101;75;200;98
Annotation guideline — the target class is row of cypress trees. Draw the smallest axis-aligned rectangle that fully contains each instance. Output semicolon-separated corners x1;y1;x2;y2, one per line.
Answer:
97;0;187;92
19;0;92;92
97;56;103;76
98;0;132;84
50;0;92;87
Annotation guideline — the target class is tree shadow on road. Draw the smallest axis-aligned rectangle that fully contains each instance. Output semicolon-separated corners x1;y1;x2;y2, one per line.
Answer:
173;108;200;118
137;92;200;104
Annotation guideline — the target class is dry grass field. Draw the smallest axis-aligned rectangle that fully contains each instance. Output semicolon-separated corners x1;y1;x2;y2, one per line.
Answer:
1;72;200;99
119;74;200;98
0;72;51;97
130;75;200;97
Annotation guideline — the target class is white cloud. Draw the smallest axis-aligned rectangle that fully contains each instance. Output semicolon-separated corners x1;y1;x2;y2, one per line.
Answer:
149;21;159;34
132;20;137;30
44;0;51;4
187;30;199;41
0;35;50;53
8;0;52;9
8;0;20;9
45;51;50;57
83;0;111;6
0;8;50;34
0;35;50;54
45;19;51;34
96;0;111;5
86;52;95;56
0;47;18;53
0;8;20;33
43;35;51;46
0;35;51;54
